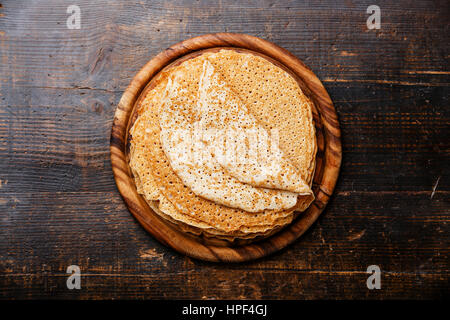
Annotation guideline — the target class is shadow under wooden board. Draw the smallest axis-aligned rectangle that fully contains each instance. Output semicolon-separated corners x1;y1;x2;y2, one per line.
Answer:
110;33;342;262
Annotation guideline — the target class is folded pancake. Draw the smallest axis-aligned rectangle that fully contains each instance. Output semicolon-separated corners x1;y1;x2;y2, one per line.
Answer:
128;49;317;240
206;50;317;187
158;66;310;212
206;51;317;212
130;92;295;234
195;60;311;194
131;154;292;238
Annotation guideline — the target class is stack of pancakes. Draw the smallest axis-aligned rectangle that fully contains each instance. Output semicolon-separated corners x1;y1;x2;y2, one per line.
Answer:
129;49;317;245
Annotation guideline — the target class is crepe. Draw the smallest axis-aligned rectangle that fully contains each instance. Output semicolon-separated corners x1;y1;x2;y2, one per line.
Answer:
130;94;295;234
195;60;311;194
129;49;317;240
158;62;311;212
207;50;317;186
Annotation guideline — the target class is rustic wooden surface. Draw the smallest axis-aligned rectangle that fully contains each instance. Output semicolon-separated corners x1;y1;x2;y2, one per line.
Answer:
0;0;448;299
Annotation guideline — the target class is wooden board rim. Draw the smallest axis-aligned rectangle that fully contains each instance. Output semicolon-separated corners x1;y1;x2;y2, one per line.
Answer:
110;32;342;262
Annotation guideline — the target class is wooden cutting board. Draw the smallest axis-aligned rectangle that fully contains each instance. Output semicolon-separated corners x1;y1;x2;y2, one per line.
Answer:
110;33;342;262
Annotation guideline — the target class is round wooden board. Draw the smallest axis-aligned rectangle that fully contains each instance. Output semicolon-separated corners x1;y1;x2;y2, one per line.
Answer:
110;33;342;262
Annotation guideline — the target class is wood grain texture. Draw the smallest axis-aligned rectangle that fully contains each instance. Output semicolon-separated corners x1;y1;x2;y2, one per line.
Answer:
0;0;448;298
110;34;341;262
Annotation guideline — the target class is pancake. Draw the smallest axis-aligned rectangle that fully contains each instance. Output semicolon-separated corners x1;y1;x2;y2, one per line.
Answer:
130;97;296;234
206;50;317;186
133;162;294;245
158;62;310;212
195;60;311;193
129;49;317;240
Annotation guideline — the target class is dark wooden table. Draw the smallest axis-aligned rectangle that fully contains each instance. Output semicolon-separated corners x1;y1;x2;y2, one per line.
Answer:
0;0;448;299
